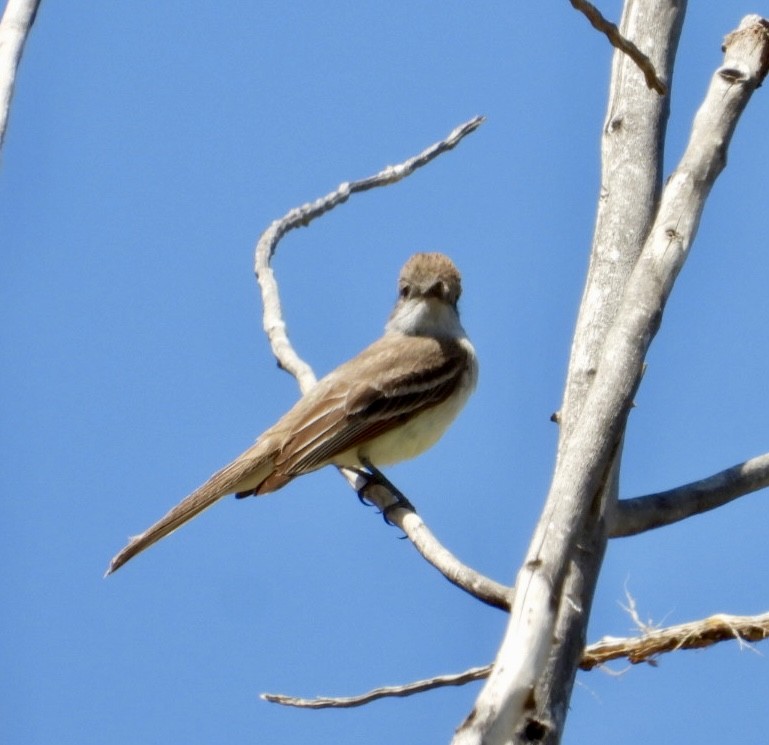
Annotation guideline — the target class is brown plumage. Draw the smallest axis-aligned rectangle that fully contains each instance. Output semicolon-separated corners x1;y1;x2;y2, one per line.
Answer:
106;253;477;575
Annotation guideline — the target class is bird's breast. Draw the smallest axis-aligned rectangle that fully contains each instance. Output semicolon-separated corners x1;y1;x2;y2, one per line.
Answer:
335;338;477;468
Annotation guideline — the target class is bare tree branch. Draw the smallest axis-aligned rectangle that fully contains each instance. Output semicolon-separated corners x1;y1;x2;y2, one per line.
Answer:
351;479;512;610
609;452;769;537
0;0;40;151
535;2;685;734
262;665;491;710
455;14;769;744
581;611;769;669
569;0;667;94
251;116;513;612
263;610;769;708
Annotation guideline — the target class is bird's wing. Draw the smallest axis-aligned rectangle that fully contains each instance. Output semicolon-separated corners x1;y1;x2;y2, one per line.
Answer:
268;334;470;477
106;334;470;573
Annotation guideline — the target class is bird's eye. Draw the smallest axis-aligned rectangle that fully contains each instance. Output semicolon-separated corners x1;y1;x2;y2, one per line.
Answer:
399;285;411;299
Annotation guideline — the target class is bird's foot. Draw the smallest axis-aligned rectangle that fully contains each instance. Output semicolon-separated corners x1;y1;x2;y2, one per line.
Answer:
358;458;416;525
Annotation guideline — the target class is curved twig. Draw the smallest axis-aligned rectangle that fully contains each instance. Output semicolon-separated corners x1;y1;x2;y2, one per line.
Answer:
252;116;511;611
262;665;490;710
263;610;769;708
254;115;484;391
609;452;769;538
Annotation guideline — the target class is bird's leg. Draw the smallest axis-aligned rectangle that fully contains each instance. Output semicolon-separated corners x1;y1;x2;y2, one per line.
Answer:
359;457;416;524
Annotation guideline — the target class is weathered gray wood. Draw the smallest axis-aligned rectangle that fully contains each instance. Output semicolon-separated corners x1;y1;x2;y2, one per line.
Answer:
453;7;769;744
610;452;769;537
0;0;41;150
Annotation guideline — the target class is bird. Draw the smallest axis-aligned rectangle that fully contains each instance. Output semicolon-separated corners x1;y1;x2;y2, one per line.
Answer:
106;252;477;575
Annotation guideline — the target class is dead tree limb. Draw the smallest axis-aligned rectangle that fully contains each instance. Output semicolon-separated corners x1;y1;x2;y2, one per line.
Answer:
582;610;769;669
262;610;769;708
453;12;768;745
454;2;683;741
609;452;769;537
0;0;40;150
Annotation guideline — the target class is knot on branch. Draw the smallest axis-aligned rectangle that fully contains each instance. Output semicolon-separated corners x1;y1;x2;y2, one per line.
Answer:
522;718;550;743
718;66;750;84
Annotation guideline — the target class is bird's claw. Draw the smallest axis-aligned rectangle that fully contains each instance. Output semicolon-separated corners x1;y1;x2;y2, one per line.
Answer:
353;459;416;527
356;489;374;507
381;496;415;526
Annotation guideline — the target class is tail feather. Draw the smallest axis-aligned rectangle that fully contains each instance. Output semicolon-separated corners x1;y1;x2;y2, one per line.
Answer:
106;454;272;576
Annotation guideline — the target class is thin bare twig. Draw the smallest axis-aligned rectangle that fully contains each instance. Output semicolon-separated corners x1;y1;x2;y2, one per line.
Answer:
569;0;667;95
251;116;512;611
263;611;769;708
609;452;769;538
619;583;659;635
262;665;491;709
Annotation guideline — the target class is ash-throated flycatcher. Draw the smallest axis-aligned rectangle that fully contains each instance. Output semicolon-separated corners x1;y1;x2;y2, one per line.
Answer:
107;252;477;574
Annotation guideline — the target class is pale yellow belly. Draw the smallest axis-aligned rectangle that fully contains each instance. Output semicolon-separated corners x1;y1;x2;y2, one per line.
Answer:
332;348;477;468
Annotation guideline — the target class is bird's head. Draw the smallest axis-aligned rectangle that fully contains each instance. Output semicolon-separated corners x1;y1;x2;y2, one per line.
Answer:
387;253;465;338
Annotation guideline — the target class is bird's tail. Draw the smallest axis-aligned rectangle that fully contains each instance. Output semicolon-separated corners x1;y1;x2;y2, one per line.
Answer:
106;453;272;576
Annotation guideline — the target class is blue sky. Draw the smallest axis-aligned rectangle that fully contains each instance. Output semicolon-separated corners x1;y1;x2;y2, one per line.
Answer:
2;3;767;743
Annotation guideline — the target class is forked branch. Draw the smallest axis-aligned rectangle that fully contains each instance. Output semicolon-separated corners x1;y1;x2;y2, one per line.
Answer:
453;15;769;744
